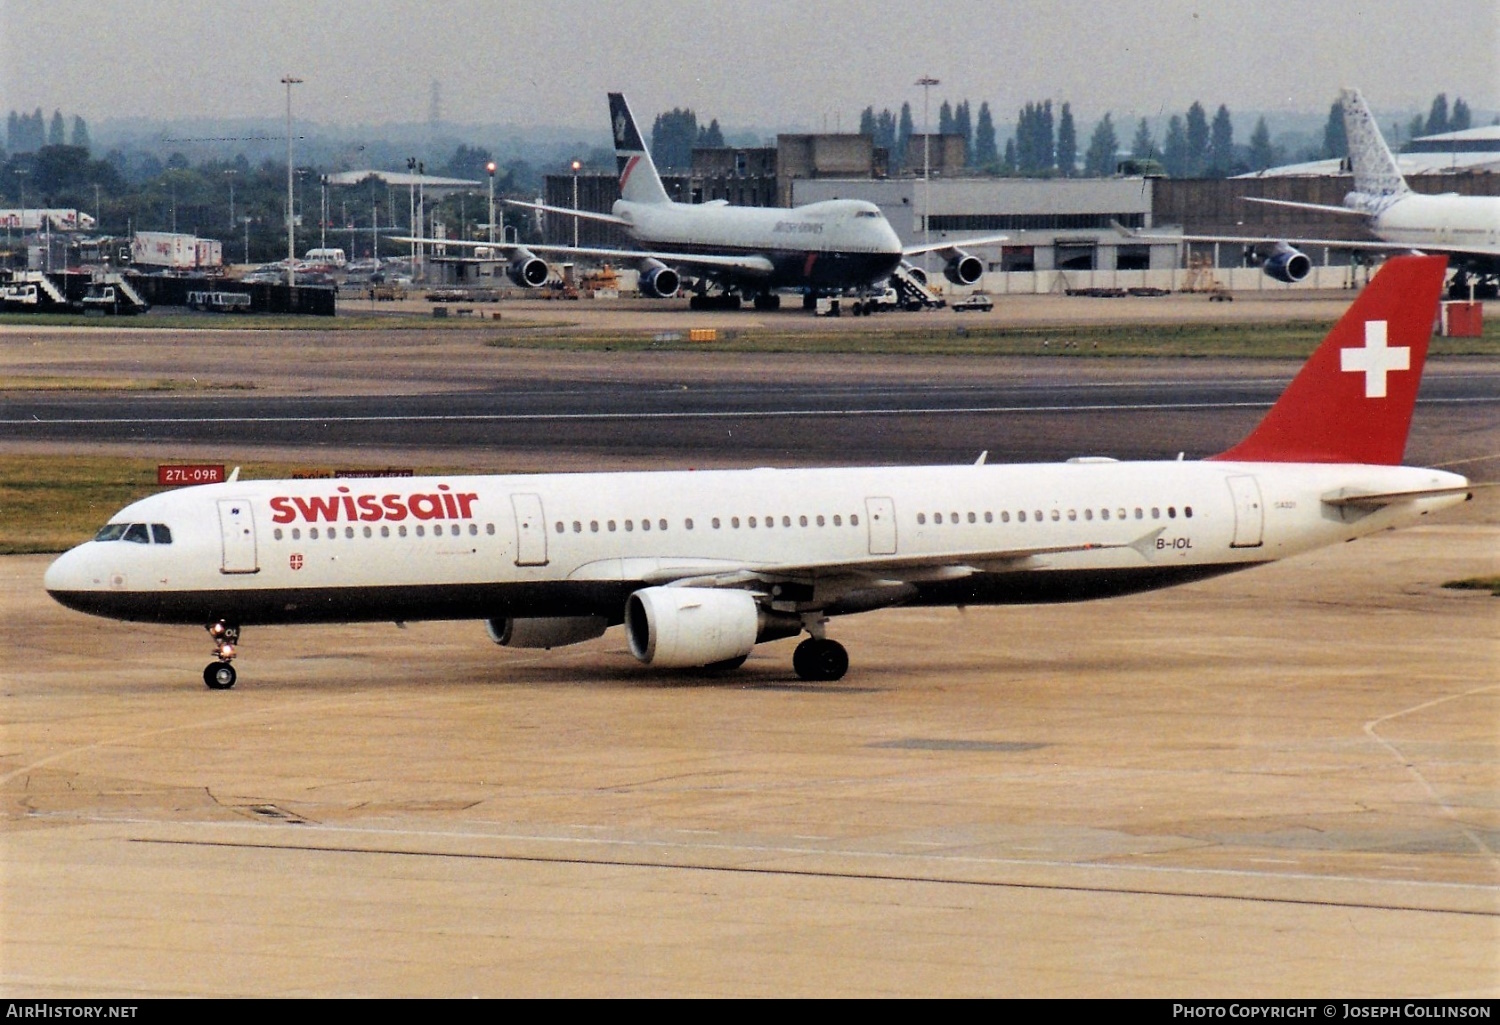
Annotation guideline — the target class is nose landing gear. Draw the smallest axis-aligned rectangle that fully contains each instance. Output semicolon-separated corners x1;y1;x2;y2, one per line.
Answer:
204;621;240;689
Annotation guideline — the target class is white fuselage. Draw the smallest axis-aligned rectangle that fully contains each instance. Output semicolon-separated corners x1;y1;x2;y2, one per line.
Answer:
1359;192;1500;258
615;196;904;279
44;460;1467;629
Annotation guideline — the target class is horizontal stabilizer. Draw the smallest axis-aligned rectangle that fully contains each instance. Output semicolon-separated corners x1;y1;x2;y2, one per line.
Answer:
1242;196;1365;217
1321;483;1479;508
504;198;632;227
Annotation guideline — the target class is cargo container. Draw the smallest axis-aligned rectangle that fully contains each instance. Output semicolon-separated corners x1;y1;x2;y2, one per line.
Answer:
132;232;223;271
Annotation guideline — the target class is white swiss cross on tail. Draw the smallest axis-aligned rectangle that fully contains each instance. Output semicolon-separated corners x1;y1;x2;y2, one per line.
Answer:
1341;320;1410;398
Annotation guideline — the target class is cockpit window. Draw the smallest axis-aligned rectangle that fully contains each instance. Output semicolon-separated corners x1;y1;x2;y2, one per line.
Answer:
123;523;151;544
93;523;128;542
856;210;881;218
151;524;173;544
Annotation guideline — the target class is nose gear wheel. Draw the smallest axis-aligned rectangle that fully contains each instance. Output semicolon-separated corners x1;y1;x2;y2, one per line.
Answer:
204;621;241;689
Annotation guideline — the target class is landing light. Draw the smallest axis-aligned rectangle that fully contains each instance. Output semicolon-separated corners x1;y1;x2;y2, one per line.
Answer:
218;644;235;659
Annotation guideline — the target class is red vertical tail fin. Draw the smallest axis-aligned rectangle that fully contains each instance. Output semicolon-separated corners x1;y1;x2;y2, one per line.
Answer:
1210;255;1447;465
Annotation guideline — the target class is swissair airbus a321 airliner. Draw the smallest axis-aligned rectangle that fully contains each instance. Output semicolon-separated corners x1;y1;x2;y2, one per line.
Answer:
46;256;1470;689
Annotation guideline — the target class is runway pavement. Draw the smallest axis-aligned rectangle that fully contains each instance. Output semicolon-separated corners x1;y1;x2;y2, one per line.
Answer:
1;308;1497;997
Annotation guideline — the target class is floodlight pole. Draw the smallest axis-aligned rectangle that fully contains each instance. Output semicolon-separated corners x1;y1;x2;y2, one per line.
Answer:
282;74;303;286
571;160;581;249
916;75;939;276
407;157;417;270
486;161;497;244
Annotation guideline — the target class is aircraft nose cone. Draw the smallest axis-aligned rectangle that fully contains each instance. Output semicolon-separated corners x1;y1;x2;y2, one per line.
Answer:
44;544;97;598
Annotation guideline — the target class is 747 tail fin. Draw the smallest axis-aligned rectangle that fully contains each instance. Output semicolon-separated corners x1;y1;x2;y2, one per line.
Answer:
1211;255;1447;466
1341;87;1412;202
608;93;671;206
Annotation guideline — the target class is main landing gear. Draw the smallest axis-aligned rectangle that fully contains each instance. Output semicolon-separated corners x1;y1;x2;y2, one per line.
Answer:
793;638;849;681
792;615;848;681
688;292;743;311
204;621;240;689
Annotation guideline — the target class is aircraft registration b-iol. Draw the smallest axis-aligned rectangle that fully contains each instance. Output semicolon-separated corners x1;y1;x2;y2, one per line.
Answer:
46;256;1471;689
400;92;1005;308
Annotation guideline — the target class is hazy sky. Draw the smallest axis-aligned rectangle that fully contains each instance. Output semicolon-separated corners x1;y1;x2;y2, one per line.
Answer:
3;0;1497;131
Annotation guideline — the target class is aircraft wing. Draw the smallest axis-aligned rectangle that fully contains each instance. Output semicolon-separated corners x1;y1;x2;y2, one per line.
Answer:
386;235;777;276
1135;230;1500;262
637;530;1162;593
902;233;1009;257
549;246;777;277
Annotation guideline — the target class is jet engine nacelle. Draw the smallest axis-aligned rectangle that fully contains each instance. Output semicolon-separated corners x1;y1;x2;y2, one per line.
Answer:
625;587;760;668
1262;245;1312;284
901;262;929;288
507;248;551;288
485;615;608;649
943;250;985;287
639;258;680;299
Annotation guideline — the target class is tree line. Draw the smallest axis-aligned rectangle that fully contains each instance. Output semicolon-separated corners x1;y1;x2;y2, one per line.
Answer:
846;90;1484;179
7;108;91;154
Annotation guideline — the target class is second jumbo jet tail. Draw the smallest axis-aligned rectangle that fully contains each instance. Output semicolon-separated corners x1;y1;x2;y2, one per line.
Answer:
608;93;672;207
1211;254;1447;466
1341;87;1412;202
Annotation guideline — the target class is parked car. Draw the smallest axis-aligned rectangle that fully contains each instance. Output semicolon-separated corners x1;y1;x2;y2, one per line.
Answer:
952;293;994;313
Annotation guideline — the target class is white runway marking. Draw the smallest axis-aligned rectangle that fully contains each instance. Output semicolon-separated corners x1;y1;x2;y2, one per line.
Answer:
41;814;1497;902
1362;683;1500;864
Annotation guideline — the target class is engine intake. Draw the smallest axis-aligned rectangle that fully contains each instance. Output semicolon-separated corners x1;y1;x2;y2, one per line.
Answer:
944;251;985;287
507;248;550;288
625;587;762;668
486;616;608;649
1262;245;1311;284
639;258;680;299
